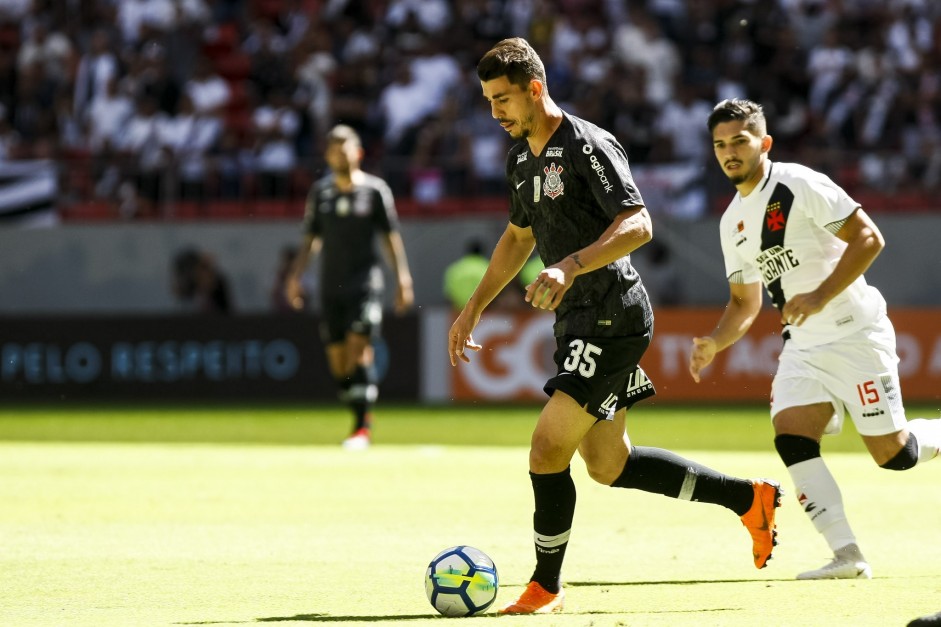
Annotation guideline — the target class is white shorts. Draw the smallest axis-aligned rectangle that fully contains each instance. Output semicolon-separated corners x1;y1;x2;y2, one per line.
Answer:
770;314;907;436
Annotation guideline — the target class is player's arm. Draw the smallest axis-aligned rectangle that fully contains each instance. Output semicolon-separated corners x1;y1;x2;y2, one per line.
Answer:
285;234;320;310
380;230;414;313
781;207;884;326
526;205;651;311
689;280;763;383
448;223;535;365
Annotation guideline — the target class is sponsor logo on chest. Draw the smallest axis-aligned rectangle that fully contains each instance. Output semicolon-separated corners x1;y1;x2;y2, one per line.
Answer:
755;245;800;283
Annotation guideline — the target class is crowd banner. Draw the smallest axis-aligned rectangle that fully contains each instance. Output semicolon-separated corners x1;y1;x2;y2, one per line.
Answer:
442;308;941;403
0;314;419;401
0;160;59;227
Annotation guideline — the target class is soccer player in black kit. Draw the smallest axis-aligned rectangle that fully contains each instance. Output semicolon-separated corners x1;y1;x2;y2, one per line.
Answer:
287;124;414;450
447;38;783;614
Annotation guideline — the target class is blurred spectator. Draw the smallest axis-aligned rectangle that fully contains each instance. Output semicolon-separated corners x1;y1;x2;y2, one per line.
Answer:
86;77;133;200
184;55;230;118
385;0;452;36
0;105;21;160
162;93;222;202
464;96;511;195
211;127;254;199
86;77;134;153
611;5;680;105
137;41;181;115
293;23;337;143
375;58;431;188
807;27;854;116
52;90;82;153
374;41;461;173
16;18;73;85
171;247;233;313
411;93;471;198
251;87;300;198
0;0;30;21
1;0;940;217
115;95;169;217
117;0;176;47
11;61;57;151
73;28;120;122
243;17;292;100
651;81;713;165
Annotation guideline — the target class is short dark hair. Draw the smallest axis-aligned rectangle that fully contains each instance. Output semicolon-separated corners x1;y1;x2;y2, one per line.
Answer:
326;124;362;147
477;37;546;89
707;99;767;136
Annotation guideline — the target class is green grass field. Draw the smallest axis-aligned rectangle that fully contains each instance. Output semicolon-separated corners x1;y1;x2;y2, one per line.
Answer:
1;403;938;626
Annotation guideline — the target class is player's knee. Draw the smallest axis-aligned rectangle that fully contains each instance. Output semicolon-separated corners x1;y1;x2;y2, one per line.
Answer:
879;432;919;471
529;436;571;474
584;460;619;485
774;434;821;466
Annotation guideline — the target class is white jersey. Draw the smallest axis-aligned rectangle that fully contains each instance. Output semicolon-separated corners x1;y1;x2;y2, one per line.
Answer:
719;161;886;348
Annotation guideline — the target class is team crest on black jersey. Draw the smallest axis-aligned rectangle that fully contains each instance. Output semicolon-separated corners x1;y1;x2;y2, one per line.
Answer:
543;162;564;199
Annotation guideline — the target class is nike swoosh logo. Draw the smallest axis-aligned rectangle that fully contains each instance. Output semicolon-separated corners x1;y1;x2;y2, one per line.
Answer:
516;180;525;189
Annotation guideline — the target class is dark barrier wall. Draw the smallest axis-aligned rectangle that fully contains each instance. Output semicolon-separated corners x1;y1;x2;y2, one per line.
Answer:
0;314;420;401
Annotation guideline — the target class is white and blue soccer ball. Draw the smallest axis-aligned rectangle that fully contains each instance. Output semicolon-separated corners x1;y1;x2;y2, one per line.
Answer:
424;545;499;617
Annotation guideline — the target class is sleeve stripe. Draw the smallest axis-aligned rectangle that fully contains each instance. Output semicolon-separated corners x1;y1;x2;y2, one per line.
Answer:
728;270;744;284
824;216;849;235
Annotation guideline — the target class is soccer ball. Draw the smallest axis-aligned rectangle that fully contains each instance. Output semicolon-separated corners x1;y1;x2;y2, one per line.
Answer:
424;545;499;617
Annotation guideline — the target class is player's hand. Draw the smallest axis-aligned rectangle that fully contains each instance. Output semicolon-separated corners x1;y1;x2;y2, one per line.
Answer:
448;311;482;366
689;336;717;383
781;291;826;327
284;276;305;311
525;266;571;311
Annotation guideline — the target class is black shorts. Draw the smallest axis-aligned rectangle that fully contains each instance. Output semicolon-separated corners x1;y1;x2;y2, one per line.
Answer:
545;332;656;421
319;293;383;344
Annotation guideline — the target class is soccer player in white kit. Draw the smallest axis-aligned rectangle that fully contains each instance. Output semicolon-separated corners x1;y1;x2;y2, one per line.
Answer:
689;98;941;579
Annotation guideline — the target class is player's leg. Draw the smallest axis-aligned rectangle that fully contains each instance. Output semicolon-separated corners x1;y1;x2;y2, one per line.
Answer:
342;330;375;439
581;409;781;569
909;610;941;627
499;389;595;614
846;315;941;468
772;335;874;580
338;296;382;449
321;297;354;405
773;401;871;579
324;339;368;449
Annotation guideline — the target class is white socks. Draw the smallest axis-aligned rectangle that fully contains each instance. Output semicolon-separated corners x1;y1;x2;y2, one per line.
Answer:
787;457;857;551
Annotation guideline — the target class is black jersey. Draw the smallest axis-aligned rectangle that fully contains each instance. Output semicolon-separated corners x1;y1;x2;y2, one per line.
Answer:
506;112;652;337
301;172;399;299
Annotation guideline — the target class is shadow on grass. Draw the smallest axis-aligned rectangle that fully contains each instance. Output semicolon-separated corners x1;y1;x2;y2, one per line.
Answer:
175;579;798;624
258;615;434;622
566;577;795;586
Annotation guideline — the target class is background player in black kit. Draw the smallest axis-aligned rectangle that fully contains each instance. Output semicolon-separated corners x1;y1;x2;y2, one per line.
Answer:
447;38;783;614
287;124;413;450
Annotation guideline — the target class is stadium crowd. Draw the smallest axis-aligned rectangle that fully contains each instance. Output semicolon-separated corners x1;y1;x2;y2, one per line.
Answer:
0;0;939;219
